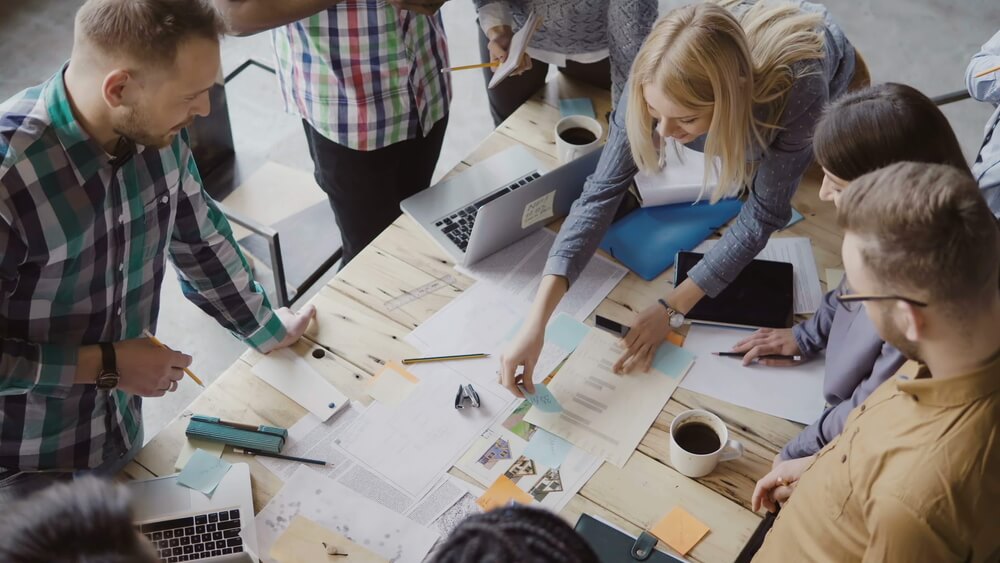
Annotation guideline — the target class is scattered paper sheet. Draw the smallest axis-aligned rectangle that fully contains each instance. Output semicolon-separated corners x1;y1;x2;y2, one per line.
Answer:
456;229;627;322
177;449;232;496
634;144;737;208
695;236;823;314
523;429;572;468
477;475;534;510
256;466;439;563
650;507;710;556
269;516;387;563
430;492;483;538
521;383;562;413
521;190;556;228
680;324;826;424
368;361;420;407
174;437;225;472
252;348;349;421
489;12;541;89
524;328;692;467
404;476;468;527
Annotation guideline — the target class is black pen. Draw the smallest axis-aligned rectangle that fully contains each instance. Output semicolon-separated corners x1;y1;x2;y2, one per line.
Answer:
233;448;328;466
713;352;802;361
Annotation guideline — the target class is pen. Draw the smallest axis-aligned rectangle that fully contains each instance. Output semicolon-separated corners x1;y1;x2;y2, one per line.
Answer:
402;353;490;365
441;61;500;73
713;352;802;361
142;330;205;387
233;447;327;466
974;63;1000;78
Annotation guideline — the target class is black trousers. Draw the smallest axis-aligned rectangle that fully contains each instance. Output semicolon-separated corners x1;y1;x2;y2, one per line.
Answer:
303;115;448;265
477;28;612;126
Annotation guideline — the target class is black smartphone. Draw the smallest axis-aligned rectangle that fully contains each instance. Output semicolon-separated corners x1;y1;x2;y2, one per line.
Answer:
595;315;629;337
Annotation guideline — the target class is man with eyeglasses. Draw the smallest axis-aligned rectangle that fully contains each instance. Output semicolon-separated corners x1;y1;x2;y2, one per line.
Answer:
748;162;1000;562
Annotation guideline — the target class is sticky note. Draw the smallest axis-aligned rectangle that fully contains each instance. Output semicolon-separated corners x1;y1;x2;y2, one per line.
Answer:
559;98;596;119
521;190;556;229
476;475;534;511
651;342;695;379
520;383;562;413
783;207;804;230
367;361;420;406
666;332;686;347
545;313;590;353
650;506;710;556
174;437;225;472
523;429;572;468
177;449;232;496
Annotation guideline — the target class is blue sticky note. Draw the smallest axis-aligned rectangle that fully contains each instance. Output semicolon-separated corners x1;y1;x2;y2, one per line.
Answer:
651;342;695;379
545;314;590;353
559;98;596;119
523;429;573;468
782;208;804;230
177;449;232;496
520;382;563;413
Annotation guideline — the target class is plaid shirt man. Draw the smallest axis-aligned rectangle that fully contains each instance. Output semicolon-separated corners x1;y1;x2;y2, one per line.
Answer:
271;3;451;151
0;67;286;472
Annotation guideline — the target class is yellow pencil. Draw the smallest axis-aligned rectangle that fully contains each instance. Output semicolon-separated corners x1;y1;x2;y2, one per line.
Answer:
975;64;1000;78
401;353;490;365
441;61;499;73
142;329;205;387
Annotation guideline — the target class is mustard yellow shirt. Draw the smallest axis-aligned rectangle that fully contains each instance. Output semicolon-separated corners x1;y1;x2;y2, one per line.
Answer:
754;352;1000;562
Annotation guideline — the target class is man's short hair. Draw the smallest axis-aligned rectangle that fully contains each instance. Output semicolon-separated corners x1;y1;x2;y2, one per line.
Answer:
837;161;1000;312
76;0;224;66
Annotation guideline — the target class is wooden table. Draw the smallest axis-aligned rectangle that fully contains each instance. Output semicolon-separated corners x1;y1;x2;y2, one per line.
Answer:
128;76;844;562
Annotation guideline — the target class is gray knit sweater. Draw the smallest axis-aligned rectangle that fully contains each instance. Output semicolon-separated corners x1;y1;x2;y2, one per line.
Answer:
473;0;658;102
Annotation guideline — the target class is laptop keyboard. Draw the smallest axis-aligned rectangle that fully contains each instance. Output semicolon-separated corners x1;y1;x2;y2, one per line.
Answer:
140;508;243;562
435;171;542;252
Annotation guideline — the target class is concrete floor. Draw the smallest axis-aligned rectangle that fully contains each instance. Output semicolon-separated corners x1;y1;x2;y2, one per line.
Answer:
1;0;998;440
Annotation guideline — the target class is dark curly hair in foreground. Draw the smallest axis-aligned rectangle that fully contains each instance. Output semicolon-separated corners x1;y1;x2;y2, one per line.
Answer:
429;506;599;563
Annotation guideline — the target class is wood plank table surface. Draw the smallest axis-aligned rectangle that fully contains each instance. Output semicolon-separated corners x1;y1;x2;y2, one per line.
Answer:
127;76;844;562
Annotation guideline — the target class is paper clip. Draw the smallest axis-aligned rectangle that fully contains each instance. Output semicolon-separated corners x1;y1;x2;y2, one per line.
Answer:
454;384;481;409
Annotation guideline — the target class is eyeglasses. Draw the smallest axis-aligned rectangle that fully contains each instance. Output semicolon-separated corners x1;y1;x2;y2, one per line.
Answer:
836;293;928;308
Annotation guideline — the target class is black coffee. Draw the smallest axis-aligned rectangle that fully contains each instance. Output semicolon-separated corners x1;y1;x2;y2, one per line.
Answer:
559;127;597;145
674;422;721;455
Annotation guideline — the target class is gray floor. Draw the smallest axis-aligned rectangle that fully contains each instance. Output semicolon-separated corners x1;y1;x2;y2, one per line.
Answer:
1;0;997;440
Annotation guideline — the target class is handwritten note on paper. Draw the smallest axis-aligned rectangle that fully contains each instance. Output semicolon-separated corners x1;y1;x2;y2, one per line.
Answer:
520;383;562;413
476;475;534;511
367;361;420;407
650;507;710;556
177;449;232;496
523;429;572;468
521;190;556;229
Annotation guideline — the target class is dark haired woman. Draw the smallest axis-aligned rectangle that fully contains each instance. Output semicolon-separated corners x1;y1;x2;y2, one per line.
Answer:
732;82;973;463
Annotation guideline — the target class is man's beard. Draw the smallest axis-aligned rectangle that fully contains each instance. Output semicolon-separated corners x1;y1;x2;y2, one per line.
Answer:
112;106;187;150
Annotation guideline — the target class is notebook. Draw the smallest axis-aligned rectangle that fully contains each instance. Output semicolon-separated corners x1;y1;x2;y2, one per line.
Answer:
574;513;684;563
674;251;794;329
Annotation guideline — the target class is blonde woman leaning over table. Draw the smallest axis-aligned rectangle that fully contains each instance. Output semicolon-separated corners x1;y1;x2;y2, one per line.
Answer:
499;0;865;396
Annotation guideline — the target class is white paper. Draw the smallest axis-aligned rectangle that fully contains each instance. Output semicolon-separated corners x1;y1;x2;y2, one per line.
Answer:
404;477;467;526
252;348;349;421
335;364;511;498
524;329;685;467
680;324;826;424
255;465;439;563
521;190;556;228
696;236;823;314
489;12;540;89
457;229;627;322
634;143;738;207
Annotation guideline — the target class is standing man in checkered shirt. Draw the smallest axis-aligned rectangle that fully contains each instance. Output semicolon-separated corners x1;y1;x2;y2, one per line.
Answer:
0;0;316;502
215;0;452;265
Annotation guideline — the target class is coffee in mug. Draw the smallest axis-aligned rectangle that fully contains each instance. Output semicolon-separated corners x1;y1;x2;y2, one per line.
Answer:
669;409;744;478
554;115;603;163
673;421;721;455
558;127;598;146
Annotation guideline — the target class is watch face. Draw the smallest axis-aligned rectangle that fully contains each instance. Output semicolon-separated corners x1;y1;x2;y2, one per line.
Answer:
96;371;119;390
669;313;685;329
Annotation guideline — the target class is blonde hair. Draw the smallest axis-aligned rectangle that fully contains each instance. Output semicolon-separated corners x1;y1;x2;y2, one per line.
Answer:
626;1;825;202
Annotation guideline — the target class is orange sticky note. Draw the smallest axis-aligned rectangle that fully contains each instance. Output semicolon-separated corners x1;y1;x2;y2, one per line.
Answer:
667;332;686;347
649;506;710;556
367;361;420;406
476;475;534;511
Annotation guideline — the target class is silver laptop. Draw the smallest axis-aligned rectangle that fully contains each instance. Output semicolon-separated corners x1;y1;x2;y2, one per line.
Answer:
128;463;257;563
401;145;603;265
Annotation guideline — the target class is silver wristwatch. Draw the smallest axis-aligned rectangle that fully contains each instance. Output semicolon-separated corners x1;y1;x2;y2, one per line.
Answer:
657;298;685;329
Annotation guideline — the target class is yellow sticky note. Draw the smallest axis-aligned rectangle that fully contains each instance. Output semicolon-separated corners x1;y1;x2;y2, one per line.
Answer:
367;361;420;406
476;475;534;511
270;516;387;563
174;437;225;472
650;506;710;556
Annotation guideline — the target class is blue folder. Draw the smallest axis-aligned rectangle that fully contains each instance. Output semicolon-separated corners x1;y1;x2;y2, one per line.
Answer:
599;199;743;281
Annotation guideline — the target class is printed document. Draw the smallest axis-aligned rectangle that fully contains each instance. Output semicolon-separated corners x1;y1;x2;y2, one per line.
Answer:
634;143;738;207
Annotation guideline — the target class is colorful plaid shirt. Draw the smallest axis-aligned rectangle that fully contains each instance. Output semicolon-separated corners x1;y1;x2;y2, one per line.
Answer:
271;2;451;151
0;68;287;472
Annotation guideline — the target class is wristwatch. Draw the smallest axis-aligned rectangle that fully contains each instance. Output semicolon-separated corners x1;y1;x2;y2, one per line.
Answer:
96;342;121;390
657;298;686;329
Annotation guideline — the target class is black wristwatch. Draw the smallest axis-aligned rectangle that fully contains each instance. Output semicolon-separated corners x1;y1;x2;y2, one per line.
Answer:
96;342;121;390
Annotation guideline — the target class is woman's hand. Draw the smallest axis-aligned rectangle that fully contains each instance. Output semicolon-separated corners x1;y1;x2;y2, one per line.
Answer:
731;327;803;366
751;455;815;513
500;321;545;398
485;25;531;76
612;303;673;374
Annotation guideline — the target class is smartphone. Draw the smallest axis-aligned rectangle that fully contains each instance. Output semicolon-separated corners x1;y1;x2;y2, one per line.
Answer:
595;315;629;337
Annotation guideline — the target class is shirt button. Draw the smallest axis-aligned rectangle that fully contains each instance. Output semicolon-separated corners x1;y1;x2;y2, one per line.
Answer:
841;454;847;463
160;195;168;204
119;263;124;271
116;307;122;315
860;404;866;412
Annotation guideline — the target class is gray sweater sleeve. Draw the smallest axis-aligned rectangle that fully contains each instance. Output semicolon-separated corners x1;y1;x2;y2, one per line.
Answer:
792;280;845;357
607;0;658;104
686;71;827;297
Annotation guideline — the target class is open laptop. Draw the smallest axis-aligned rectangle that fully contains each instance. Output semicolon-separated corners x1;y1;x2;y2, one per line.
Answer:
401;145;603;265
127;463;257;563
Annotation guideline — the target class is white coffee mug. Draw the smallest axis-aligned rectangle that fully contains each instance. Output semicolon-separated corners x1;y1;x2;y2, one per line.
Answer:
554;115;603;163
669;409;744;478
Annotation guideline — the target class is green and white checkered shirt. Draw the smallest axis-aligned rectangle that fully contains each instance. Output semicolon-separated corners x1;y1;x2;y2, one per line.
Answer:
0;67;286;472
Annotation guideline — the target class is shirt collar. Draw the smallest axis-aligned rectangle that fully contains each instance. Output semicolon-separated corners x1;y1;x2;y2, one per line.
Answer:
896;348;1000;407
